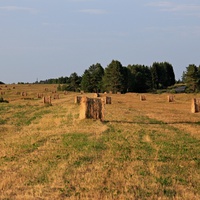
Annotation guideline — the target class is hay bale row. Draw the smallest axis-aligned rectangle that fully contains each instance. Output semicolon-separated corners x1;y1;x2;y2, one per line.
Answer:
1;91;5;95
80;96;104;121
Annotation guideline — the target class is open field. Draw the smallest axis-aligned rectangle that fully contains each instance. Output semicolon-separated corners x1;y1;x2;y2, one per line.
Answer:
0;84;200;199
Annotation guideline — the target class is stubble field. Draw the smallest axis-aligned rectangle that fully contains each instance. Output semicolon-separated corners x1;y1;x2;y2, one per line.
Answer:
0;84;200;199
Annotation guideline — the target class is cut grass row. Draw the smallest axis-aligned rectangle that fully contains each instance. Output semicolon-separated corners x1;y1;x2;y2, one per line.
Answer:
1;120;199;199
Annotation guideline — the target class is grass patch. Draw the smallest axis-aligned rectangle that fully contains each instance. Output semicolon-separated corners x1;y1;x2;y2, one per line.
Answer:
20;138;47;153
73;156;94;167
1;156;18;163
1;89;200;199
62;133;107;153
0;118;6;125
11;107;51;126
156;176;173;186
134;115;165;124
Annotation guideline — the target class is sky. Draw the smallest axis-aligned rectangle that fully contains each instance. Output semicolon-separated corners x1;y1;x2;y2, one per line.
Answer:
1;0;200;83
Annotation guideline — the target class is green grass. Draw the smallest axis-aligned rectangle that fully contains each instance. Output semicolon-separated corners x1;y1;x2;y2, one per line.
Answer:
135;115;165;124
13;108;51;126
54;123;199;198
0;118;6;125
1;91;200;199
20;138;47;153
62;132;107;153
0;104;51;126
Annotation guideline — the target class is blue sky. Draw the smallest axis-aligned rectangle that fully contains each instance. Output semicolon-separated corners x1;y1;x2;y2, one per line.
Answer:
1;0;200;83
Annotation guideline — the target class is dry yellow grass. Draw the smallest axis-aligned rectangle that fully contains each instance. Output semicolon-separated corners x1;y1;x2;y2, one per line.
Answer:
0;84;200;199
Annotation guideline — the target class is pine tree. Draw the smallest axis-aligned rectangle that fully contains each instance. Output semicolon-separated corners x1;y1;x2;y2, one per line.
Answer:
102;60;126;93
81;63;104;92
127;65;152;92
151;62;175;89
184;64;199;92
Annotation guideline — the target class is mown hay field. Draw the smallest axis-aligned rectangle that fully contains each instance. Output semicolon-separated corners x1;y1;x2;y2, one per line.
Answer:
0;84;200;200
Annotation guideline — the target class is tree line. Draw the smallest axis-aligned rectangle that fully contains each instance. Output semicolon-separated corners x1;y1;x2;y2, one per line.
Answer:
35;60;200;93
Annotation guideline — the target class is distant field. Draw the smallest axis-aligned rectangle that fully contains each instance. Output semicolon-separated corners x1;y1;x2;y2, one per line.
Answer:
0;84;200;199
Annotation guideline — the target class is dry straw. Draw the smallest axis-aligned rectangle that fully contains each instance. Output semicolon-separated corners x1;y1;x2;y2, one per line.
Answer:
43;96;52;105
93;93;100;98
104;96;112;104
80;96;104;121
140;95;146;101
21;92;27;96
75;96;82;104
168;95;175;102
53;94;59;99
37;93;44;99
191;98;200;113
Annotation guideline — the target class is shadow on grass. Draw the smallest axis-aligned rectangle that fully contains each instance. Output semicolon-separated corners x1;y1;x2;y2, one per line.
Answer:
103;120;200;125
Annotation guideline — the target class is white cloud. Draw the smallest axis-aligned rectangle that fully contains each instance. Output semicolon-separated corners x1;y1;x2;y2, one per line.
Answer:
79;9;107;15
146;1;200;14
0;6;37;14
147;1;172;8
